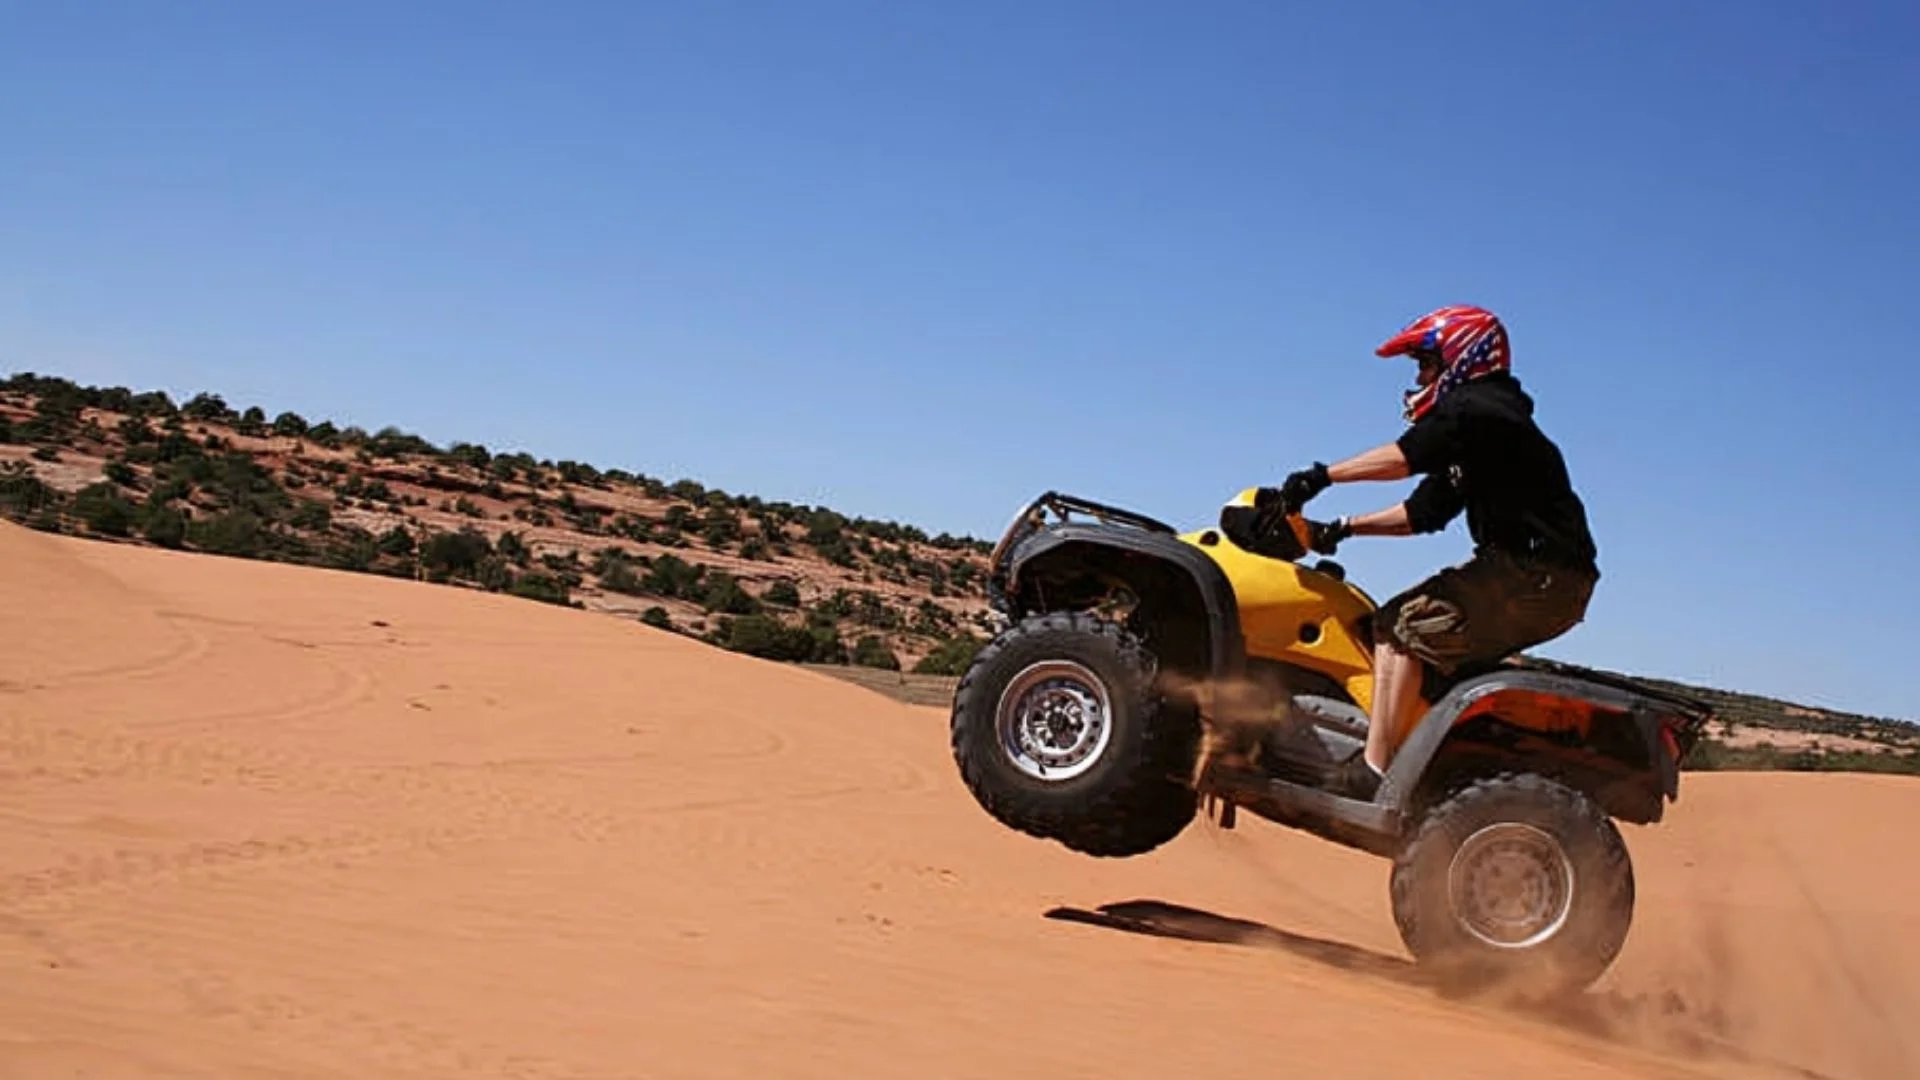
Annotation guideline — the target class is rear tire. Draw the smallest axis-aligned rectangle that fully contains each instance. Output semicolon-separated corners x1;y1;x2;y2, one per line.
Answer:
1390;772;1634;998
949;611;1198;857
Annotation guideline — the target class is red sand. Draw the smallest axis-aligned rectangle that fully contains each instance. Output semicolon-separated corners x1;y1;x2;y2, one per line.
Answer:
2;520;1913;1079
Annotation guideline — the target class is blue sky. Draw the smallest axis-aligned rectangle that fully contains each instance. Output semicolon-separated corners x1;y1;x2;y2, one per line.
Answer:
2;2;1916;718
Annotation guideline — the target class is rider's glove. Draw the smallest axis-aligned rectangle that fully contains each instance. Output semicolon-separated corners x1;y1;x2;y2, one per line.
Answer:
1307;516;1352;555
1279;463;1332;510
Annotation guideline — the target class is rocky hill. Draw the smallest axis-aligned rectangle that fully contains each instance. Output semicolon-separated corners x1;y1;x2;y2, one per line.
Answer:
4;370;1915;773
0;372;998;676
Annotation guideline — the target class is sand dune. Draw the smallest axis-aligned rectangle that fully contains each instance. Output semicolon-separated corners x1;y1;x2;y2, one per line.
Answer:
2;520;1914;1079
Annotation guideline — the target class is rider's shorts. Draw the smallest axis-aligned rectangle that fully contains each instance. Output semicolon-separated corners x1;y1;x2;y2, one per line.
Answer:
1373;548;1598;674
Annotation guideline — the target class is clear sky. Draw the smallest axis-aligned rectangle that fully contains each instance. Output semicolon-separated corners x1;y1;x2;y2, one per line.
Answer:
3;2;1916;718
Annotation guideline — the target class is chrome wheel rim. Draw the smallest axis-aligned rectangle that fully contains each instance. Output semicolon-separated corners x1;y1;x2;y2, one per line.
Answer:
1447;822;1575;949
994;660;1114;781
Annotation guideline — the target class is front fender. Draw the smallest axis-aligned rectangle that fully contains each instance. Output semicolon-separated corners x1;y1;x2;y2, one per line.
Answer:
1001;524;1246;681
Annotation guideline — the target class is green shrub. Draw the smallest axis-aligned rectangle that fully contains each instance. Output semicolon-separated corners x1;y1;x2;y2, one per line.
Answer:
71;482;138;537
853;635;900;671
717;615;817;662
640;606;673;630
102;459;137;487
599;557;645;595
289;499;332;531
699;572;760;616
188;510;264;557
445;442;491;469
913;635;985;676
0;465;58;517
763;580;801;608
181;392;232;421
475;556;514;592
508;571;572;606
419;527;491;579
141;504;187;548
641;553;704;598
323;530;379;571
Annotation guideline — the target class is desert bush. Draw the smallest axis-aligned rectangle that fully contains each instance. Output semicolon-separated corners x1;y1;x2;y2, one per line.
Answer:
188;510;264;557
321;528;379;571
641;606;673;630
419;527;492;579
210;452;287;515
852;590;900;629
71;483;138;537
699;572;761;616
115;415;153;444
444;442;491;469
508;571;572;606
181;392;233;422
641;553;704;599
702;511;740;549
715;614;843;664
598;555;645;595
557;460;603;486
538;550;585;588
139;503;187;548
306;420;341;447
762;580;801;608
475;555;515;592
852;635;900;671
495;529;530;566
103;459;138;487
913;635;985;676
289;498;333;531
376;526;415;557
0;464;57;517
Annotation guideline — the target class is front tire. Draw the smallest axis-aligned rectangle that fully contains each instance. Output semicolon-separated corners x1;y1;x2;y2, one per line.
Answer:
949;611;1198;857
1390;773;1635;998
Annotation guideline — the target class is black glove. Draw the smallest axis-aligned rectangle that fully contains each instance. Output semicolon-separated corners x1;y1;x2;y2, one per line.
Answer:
1306;516;1352;556
1278;462;1331;512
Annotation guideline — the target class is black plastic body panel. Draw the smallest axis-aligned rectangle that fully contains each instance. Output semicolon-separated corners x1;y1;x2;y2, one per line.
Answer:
997;520;1247;681
1381;669;1701;817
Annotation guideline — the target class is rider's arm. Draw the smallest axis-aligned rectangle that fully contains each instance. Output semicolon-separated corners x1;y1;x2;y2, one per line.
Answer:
1344;503;1414;536
1325;442;1410;483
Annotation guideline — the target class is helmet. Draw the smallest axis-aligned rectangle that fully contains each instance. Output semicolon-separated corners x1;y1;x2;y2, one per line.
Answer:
1374;304;1510;421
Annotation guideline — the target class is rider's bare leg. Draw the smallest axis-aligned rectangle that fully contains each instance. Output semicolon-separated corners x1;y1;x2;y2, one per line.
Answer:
1365;640;1427;774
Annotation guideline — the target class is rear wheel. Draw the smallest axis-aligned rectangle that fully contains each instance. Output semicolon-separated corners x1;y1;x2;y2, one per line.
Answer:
949;611;1198;857
1390;773;1634;998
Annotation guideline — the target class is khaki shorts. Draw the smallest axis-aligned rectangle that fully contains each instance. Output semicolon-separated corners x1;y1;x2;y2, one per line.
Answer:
1374;549;1598;674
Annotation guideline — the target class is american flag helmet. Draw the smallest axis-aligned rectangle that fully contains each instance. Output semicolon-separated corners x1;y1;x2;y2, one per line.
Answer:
1374;304;1511;421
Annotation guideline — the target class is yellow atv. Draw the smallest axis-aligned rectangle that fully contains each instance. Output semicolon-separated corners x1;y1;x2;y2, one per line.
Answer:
949;490;1711;995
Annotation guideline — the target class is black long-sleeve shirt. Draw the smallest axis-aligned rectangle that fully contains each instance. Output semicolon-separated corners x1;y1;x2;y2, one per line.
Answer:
1395;372;1599;570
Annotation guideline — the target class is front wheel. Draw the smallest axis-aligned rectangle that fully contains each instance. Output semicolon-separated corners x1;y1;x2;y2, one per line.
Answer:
949;611;1198;857
1390;773;1635;998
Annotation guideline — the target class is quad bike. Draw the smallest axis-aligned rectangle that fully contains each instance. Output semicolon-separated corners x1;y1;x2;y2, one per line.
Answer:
948;489;1711;996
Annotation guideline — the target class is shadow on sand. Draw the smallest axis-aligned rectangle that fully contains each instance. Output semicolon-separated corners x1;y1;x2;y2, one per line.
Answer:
1045;899;1834;1080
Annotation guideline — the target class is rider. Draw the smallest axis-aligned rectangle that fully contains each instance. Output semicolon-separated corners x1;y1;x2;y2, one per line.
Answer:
1265;304;1600;800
